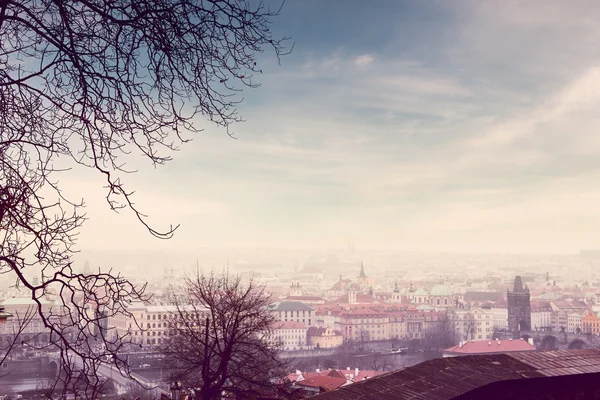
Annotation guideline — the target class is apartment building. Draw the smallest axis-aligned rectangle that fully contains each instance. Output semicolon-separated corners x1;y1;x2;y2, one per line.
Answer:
108;303;205;346
269;301;314;326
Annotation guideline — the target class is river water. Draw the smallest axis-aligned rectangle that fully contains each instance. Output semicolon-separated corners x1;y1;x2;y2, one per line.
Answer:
0;376;55;396
0;350;439;395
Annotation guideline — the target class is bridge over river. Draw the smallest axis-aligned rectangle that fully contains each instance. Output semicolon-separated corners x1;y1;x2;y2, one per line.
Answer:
48;353;171;397
495;329;600;351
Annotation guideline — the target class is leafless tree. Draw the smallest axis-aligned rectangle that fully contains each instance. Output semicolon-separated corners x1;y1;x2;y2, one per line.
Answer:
1;0;288;395
368;354;394;372
161;272;291;400
422;314;457;351
463;313;476;341
0;305;37;377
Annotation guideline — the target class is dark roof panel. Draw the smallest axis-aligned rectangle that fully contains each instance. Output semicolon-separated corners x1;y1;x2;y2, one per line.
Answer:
314;349;600;400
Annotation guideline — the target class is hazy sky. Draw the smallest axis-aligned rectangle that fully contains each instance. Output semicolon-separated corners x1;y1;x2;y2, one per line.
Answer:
66;0;600;254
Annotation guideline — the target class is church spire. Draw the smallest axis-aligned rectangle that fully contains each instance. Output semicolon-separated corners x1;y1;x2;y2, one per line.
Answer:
513;275;525;292
358;261;367;278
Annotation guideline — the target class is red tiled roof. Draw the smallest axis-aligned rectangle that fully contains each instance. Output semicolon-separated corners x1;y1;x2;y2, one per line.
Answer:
445;339;536;355
354;370;387;381
295;375;347;391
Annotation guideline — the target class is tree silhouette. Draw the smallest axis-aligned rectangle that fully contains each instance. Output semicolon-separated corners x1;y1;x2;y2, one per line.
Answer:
161;272;290;400
1;0;288;394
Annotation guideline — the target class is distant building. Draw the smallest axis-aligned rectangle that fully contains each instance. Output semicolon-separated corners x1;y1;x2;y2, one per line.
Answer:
269;301;314;326
507;276;531;336
429;284;455;309
326;276;354;298
411;287;429;305
108;302;203;346
339;309;389;342
0;298;56;345
582;310;600;335
272;321;308;351
0;307;11;323
290;280;303;297
307;326;343;349
463;291;505;304
530;301;553;331
355;262;374;293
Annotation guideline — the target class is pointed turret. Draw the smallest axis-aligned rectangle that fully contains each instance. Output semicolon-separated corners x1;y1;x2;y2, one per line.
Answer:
513;276;526;293
82;261;91;275
358;261;367;278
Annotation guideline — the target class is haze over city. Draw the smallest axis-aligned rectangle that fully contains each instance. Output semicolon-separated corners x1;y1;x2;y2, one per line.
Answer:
4;1;600;399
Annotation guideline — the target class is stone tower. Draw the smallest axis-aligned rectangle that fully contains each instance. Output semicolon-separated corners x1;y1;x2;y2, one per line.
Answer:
507;275;531;336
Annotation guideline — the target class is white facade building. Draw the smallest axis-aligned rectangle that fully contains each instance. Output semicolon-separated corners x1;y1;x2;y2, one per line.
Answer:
107;303;205;346
450;308;494;341
272;321;308;351
0;298;58;344
489;305;508;330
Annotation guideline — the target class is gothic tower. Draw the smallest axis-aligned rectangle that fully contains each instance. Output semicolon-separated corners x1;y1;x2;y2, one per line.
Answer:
357;261;369;292
507;275;531;336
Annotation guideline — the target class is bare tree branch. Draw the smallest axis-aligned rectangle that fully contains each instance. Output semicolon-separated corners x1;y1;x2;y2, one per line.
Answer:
1;0;288;395
161;271;293;400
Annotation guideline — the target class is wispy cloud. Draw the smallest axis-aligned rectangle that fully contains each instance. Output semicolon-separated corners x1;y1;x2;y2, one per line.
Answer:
354;54;374;66
67;0;600;253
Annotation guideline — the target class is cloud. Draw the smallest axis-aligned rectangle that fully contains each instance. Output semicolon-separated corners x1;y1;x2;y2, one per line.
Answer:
65;0;600;253
353;54;374;66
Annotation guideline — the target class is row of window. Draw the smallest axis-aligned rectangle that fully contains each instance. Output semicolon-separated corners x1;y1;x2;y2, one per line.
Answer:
140;312;206;321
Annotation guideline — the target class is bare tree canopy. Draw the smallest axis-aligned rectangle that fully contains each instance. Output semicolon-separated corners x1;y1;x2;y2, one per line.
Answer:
162;272;290;400
0;0;288;394
423;314;457;351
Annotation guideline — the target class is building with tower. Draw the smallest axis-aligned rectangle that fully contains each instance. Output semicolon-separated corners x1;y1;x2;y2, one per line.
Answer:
290;280;303;297
391;282;402;303
507;276;531;336
347;283;357;305
355;261;374;293
429;283;455;309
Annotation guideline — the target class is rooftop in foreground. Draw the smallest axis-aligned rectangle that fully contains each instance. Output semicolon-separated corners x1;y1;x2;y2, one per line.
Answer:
314;349;600;400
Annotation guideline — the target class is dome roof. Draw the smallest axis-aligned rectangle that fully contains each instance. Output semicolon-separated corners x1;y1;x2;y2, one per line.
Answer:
429;284;453;297
414;288;428;296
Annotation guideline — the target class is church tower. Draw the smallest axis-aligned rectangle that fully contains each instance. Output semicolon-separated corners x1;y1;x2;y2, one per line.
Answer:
357;261;369;292
290;280;303;297
347;283;357;305
82;260;91;275
392;281;402;303
507;275;531;336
